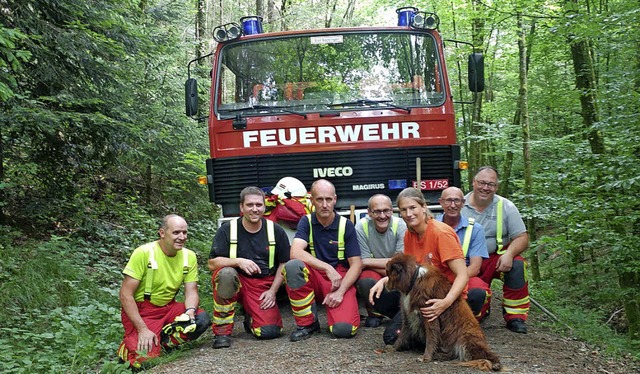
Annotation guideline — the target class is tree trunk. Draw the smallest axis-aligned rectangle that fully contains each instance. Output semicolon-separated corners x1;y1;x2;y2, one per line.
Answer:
341;0;356;26
196;0;206;60
516;15;539;282
619;270;640;340
566;3;605;155
280;0;289;30
266;0;276;24
468;0;489;180
324;0;338;28
256;0;263;17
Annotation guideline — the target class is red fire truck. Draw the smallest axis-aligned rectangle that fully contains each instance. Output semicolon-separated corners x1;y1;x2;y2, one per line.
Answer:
186;7;483;218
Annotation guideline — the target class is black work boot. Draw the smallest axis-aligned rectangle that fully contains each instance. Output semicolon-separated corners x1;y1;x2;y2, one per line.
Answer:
289;320;320;342
212;335;232;348
506;318;527;334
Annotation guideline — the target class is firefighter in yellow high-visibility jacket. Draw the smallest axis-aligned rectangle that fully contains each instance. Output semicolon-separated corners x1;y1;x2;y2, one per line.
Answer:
118;215;211;368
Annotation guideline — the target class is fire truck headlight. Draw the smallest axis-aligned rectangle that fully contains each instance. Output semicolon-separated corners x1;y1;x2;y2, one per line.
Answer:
227;24;241;39
412;12;440;30
213;23;242;43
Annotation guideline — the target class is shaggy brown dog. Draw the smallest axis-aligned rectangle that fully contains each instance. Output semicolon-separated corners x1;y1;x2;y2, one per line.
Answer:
386;253;501;371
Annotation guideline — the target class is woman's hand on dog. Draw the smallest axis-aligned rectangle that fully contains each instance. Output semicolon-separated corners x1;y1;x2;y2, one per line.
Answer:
420;298;452;322
368;276;389;305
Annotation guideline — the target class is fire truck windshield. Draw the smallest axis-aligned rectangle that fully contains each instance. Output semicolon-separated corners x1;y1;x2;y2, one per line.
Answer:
215;31;445;115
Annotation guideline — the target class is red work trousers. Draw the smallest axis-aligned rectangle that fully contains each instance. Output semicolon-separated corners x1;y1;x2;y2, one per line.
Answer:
469;252;530;322
118;300;201;367
286;264;360;333
211;269;283;337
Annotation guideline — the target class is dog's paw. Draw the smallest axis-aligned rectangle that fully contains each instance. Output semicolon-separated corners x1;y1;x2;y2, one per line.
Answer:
418;355;433;363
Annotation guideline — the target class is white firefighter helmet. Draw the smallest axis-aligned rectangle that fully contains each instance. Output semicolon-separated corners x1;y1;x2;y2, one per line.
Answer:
271;177;307;199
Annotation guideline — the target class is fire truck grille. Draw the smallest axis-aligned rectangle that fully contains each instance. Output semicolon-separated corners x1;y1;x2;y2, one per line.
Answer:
206;145;461;216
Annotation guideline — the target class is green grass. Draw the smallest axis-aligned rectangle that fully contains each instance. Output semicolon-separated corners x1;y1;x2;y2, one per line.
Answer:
532;280;640;361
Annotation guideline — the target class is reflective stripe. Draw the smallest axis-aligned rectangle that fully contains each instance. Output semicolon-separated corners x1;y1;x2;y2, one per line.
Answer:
307;214;347;260
461;217;475;257
117;343;128;362
212;315;234;324
337;216;346;260
144;244;159;299
230;219;276;268
213;301;236;313
496;197;505;254
292;305;314;317
290;291;315;307
503;296;530;307
229;218;239;259
503;306;529;315
266;220;276;268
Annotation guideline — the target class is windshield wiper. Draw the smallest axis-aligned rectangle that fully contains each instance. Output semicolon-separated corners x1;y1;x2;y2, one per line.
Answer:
218;104;308;119
327;99;411;113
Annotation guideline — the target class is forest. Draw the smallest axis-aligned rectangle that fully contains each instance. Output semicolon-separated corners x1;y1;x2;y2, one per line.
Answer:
0;0;639;371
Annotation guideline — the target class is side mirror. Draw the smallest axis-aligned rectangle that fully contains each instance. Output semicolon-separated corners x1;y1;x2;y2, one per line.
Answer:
185;78;198;116
468;53;485;93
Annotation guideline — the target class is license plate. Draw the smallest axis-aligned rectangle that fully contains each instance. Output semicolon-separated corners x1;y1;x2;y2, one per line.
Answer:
412;179;449;191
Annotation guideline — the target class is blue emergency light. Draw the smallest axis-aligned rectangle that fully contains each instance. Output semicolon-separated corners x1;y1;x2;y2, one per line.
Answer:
396;7;418;26
241;16;264;35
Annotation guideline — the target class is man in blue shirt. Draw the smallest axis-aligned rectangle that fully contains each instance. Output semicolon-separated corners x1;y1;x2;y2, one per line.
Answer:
283;179;363;341
437;187;490;320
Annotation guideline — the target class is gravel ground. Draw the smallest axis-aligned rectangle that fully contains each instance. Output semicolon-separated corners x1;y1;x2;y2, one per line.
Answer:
150;293;639;374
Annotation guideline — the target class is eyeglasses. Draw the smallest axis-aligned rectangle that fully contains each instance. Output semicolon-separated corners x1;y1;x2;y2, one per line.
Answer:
441;198;463;205
371;209;393;216
475;179;498;189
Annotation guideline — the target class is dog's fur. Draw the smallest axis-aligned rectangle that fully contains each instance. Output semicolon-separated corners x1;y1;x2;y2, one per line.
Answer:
386;253;501;371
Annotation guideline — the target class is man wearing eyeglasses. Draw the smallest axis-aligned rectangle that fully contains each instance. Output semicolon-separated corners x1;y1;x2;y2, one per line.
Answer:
461;166;530;334
436;187;489;321
354;194;407;329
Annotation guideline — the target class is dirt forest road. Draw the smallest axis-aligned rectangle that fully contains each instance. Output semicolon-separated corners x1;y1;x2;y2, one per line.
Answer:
151;294;639;374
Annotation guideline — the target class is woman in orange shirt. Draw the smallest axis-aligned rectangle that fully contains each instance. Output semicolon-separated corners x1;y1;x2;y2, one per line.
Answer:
369;187;468;344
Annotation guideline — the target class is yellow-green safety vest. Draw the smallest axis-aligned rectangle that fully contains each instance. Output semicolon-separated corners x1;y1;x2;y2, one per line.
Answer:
495;197;505;254
461;217;475;257
307;214;347;260
229;218;276;268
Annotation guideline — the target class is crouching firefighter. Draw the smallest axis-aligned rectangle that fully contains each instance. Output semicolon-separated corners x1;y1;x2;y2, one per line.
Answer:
208;186;291;349
118;214;211;369
283;179;362;341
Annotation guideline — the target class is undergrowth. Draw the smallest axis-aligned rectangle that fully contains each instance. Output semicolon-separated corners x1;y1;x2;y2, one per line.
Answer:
532;280;640;361
0;205;218;373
